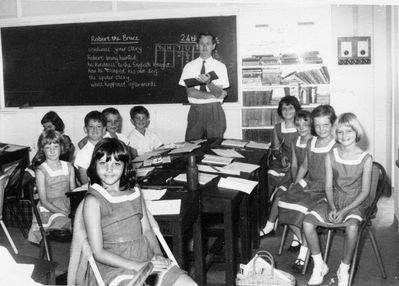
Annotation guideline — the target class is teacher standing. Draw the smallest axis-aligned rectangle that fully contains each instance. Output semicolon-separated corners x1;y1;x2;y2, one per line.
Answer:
179;32;230;141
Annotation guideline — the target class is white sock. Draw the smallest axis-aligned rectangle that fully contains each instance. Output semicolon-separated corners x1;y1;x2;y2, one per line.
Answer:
339;262;350;272
297;246;309;262
291;234;301;246
261;220;275;235
312;253;324;269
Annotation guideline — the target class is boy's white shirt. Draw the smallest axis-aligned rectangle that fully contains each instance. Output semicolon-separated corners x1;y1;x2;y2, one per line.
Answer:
74;141;95;170
104;131;130;146
127;128;163;156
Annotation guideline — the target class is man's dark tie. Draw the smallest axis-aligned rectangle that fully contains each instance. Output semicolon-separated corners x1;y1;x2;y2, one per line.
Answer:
200;60;207;92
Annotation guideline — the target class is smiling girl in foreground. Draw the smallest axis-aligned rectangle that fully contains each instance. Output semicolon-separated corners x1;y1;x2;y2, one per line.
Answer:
83;138;196;286
303;113;372;286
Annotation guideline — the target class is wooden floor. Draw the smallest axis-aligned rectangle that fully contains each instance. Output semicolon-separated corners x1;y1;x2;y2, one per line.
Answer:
1;197;398;286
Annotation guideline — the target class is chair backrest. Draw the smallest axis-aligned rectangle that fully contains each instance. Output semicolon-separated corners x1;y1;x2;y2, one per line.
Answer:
0;174;11;217
4;158;27;202
361;162;387;229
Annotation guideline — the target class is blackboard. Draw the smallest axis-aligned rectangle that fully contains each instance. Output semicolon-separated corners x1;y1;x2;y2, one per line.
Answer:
1;16;237;107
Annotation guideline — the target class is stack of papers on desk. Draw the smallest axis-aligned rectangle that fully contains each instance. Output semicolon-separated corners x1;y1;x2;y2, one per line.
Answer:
146;199;181;215
168;143;200;154
197;164;240;176
201;154;234;166
218;177;258;194
246;141;271;150
174;172;218;185
221;139;248;148
135;166;155;177
223;162;260;173
211;148;244;158
141;188;167;201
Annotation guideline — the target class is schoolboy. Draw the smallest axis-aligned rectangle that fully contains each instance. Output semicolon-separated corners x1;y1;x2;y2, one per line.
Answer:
127;106;163;155
74;110;106;184
77;107;129;148
179;32;230;141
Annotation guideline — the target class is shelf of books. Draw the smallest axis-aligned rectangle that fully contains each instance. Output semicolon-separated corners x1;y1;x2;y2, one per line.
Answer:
241;54;331;142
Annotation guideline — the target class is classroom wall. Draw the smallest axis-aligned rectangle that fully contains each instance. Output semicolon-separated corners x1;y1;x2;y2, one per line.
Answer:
0;3;396;218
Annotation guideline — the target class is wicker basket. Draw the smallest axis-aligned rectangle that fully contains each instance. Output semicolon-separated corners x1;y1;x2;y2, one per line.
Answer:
236;250;296;286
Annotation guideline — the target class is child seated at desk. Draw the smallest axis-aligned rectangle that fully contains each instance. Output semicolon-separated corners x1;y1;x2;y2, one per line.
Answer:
74;111;106;184
128;106;163;156
81;138;196;285
77;107;130;149
28;129;75;244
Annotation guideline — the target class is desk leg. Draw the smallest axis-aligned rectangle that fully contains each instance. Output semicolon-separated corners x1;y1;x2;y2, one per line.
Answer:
240;196;250;263
225;202;235;286
193;208;204;286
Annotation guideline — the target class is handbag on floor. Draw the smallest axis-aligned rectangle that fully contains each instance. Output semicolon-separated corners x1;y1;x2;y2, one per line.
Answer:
236;250;296;286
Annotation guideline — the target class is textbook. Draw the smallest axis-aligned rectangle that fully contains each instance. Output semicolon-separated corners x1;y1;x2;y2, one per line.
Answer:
184;71;218;87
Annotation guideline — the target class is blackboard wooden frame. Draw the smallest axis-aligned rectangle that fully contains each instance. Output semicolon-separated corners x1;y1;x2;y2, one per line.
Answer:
1;15;237;107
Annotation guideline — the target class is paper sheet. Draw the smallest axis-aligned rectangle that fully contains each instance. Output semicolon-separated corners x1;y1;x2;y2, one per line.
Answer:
173;172;218;185
201;154;234;166
246;141;271;150
223;162;260;173
211;148;244;158
146;199;181;215
217;177;258;194
141;188;167;201
221;139;248;148
168;143;200;154
197;164;240;176
135;166;155;177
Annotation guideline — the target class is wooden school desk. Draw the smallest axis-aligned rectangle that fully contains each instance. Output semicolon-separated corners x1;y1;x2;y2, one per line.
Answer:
140;138;268;286
0;143;30;168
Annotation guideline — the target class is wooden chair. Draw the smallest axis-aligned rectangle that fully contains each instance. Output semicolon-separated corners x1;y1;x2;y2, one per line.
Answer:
27;180;72;261
3;158;30;238
320;161;387;286
1;173;57;284
68;201;159;286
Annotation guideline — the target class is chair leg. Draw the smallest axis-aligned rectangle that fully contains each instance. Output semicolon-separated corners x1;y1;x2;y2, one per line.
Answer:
39;235;53;261
348;234;361;286
367;227;387;279
278;225;288;255
0;220;19;254
323;229;333;264
302;247;311;275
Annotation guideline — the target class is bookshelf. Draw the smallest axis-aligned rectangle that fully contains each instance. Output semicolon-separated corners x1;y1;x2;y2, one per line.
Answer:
241;62;330;142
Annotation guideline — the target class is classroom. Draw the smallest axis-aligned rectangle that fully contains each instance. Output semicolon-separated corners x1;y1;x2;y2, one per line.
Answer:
0;1;398;286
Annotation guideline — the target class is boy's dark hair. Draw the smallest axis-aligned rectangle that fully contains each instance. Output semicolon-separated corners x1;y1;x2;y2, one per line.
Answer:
87;138;136;190
102;107;120;117
41;111;65;133
130;106;150;119
198;32;217;46
295;109;312;124
311;104;337;125
277;96;301;118
84;111;106;127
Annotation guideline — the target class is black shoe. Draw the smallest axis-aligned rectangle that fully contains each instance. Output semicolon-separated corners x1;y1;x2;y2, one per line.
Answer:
291;259;305;273
259;229;275;238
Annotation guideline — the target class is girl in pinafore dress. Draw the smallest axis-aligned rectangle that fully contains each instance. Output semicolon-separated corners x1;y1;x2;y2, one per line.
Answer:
28;129;75;244
267;96;300;197
303;113;372;286
260;110;313;248
277;105;337;273
83;138;196;286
